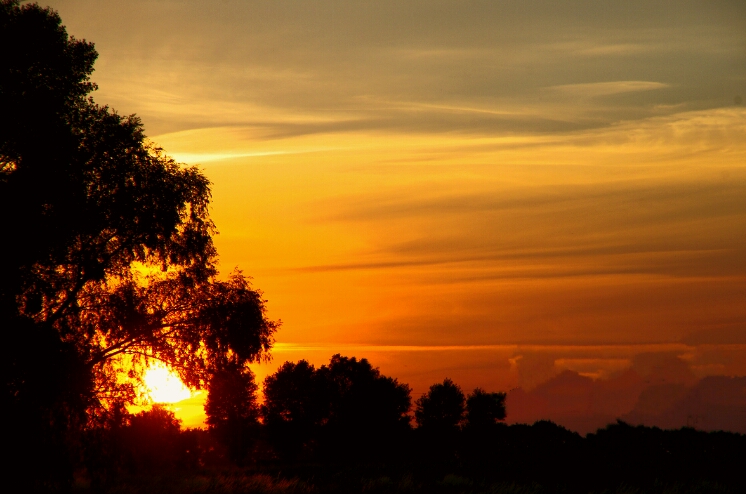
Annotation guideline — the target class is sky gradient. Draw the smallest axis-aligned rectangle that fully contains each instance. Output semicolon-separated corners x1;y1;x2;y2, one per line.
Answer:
44;0;746;430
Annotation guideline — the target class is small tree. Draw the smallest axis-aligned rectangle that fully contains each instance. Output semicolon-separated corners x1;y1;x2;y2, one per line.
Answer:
415;378;465;430
465;388;506;429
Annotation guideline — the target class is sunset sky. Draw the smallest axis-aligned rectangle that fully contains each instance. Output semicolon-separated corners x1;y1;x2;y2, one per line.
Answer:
44;0;745;428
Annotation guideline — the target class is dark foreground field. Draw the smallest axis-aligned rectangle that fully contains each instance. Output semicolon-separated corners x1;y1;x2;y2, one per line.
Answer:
67;421;746;494
70;469;741;494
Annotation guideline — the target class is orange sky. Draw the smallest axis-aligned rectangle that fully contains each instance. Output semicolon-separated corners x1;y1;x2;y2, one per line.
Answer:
46;1;746;430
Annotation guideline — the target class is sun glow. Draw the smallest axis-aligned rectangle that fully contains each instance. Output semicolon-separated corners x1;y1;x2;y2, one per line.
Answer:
143;363;192;403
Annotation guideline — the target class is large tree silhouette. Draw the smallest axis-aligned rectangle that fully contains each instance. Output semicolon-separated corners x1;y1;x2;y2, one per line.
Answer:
1;1;276;486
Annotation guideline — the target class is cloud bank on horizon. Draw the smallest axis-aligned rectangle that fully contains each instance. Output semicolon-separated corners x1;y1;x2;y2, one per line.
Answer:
46;0;746;430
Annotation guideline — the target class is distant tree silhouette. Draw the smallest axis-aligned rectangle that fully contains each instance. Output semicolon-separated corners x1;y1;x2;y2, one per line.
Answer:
319;354;411;458
415;378;465;431
262;360;329;459
322;354;411;430
261;355;411;460
205;364;261;463
458;388;508;472
0;1;276;486
465;388;506;429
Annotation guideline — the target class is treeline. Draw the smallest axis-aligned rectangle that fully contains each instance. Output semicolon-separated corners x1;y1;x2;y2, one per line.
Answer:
79;354;746;493
203;355;506;464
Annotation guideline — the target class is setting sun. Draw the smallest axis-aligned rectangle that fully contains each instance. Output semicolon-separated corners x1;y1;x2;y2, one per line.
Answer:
143;364;192;404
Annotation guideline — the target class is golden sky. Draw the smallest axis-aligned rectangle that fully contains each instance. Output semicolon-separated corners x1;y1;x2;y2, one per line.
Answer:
45;1;745;429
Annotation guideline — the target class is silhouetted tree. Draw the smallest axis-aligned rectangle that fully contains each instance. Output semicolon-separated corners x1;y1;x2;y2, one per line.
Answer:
319;354;412;458
465;388;506;429
261;355;412;461
415;378;465;431
322;355;411;428
458;388;508;473
1;1;276;487
205;364;260;463
262;360;329;459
